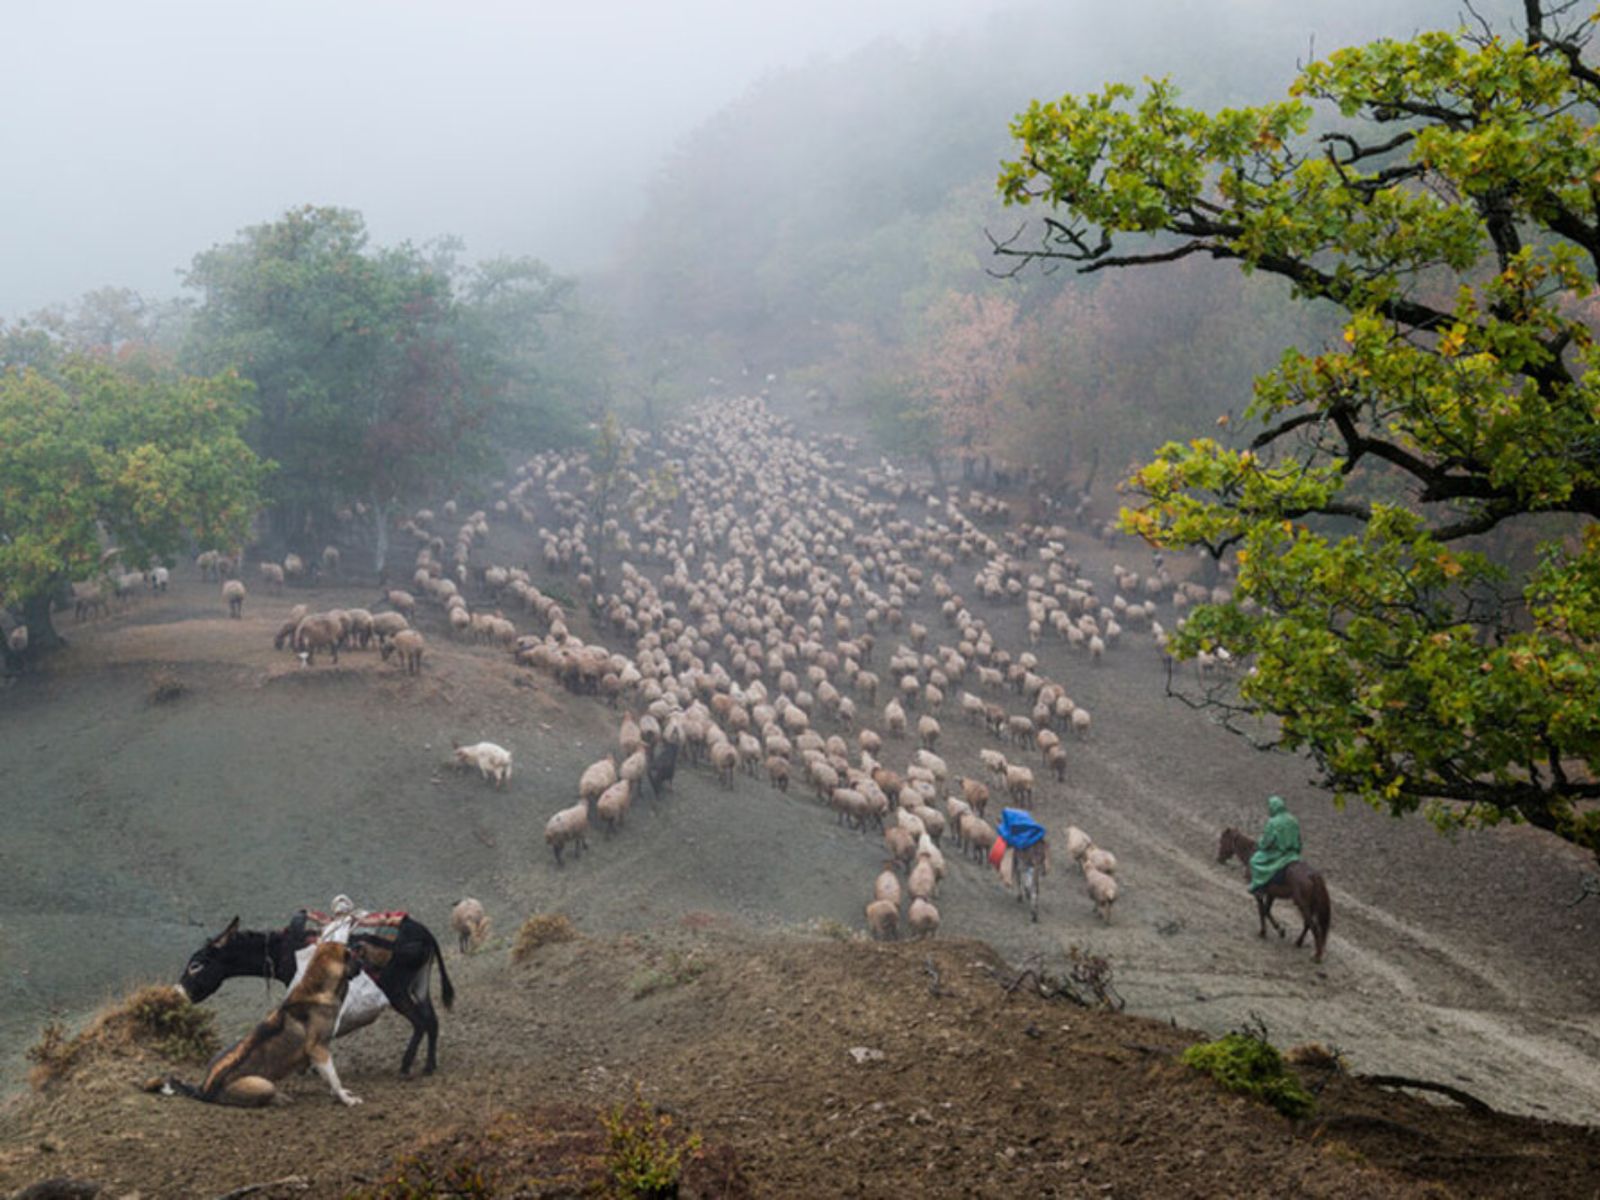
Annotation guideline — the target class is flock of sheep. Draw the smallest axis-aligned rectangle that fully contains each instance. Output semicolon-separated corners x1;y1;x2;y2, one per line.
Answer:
74;393;1232;943
296;395;1229;939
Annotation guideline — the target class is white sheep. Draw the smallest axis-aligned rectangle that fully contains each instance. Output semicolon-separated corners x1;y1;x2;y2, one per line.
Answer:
579;756;618;806
906;896;940;940
222;579;247;618
452;740;513;788
1084;866;1118;921
1064;825;1093;864
544;800;589;865
450;897;490;953
1084;846;1118;876
596;778;633;834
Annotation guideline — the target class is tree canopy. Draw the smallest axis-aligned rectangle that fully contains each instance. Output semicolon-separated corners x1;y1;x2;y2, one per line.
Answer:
998;1;1600;863
0;354;267;639
183;206;579;567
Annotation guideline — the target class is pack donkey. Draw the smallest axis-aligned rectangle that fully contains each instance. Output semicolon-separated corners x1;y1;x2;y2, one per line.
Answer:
178;907;455;1075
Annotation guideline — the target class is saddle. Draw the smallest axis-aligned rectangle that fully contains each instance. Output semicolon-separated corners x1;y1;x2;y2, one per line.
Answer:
291;908;409;972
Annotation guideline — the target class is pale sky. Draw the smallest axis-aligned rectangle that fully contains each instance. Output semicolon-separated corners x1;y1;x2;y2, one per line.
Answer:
0;0;1488;320
0;0;1020;318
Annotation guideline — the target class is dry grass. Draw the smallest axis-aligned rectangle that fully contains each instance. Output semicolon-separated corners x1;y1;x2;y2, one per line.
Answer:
511;913;578;964
27;984;218;1090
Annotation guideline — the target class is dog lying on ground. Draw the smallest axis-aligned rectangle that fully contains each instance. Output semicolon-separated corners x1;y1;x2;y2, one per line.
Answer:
148;940;363;1107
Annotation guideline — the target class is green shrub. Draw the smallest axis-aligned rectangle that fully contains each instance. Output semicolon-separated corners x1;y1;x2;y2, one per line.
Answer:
601;1086;702;1199
1181;1031;1315;1119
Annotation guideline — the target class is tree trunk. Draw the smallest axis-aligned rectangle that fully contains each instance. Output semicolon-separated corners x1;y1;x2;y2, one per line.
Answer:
371;499;390;576
924;451;945;490
21;588;65;654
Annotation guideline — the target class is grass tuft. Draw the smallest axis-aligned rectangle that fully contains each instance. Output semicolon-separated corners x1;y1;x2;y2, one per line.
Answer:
28;984;219;1089
511;913;577;964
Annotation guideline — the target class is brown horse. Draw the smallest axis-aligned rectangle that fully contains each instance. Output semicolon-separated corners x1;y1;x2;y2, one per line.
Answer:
1217;827;1331;963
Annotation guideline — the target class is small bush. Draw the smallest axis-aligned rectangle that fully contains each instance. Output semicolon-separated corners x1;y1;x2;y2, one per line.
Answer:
629;949;706;1000
512;913;577;963
1181;1031;1315;1119
601;1085;702;1199
28;985;219;1088
148;667;184;704
346;1152;494;1199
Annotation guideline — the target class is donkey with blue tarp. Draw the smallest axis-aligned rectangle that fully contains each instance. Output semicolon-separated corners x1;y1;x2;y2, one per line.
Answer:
994;808;1050;921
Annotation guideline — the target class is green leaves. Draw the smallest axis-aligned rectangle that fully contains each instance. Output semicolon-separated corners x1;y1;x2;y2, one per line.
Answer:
1011;3;1600;863
0;357;266;613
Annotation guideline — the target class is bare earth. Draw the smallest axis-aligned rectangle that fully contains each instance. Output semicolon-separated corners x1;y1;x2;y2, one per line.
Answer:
2;443;1600;1196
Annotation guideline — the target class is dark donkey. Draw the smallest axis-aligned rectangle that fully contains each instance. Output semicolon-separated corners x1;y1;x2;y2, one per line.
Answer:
1217;827;1332;964
178;908;455;1074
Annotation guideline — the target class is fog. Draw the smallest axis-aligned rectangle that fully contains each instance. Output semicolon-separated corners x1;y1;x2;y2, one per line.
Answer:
0;0;1024;319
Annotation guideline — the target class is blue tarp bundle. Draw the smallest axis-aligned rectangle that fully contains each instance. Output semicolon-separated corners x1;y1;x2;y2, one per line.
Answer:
997;807;1046;850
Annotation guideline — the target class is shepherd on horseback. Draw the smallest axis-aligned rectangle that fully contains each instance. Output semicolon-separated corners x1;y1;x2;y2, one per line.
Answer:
1249;795;1301;895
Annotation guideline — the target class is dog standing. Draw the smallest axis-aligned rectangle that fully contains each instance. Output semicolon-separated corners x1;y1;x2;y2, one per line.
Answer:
152;940;363;1107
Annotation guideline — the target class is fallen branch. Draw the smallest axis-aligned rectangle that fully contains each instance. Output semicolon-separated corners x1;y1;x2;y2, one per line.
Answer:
1358;1074;1495;1114
208;1175;310;1200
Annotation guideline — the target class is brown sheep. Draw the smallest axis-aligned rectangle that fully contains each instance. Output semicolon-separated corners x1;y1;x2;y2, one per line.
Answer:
865;899;899;941
450;898;490;953
222;579;246;619
380;629;425;674
293;613;344;666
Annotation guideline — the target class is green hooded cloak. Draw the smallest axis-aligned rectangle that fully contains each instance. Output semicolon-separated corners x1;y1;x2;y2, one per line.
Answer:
1249;795;1301;891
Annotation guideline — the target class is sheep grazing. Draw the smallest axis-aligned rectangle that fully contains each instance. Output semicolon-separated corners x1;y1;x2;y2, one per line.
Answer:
596;778;633;834
917;714;941;750
450;897;490;953
452;740;513;788
293;613;344;666
907;855;938;902
380;629;426;674
907;896;940;940
259;561;285;589
544;800;589;865
371;611;410;644
1084;866;1118;921
6;624;28;658
710;739;739;788
865;898;899;941
272;604;311;650
222;579;247;618
322;545;341;576
383;589;417;620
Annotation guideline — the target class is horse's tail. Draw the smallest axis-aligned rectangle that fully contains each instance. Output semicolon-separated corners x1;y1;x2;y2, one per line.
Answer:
1312;872;1332;939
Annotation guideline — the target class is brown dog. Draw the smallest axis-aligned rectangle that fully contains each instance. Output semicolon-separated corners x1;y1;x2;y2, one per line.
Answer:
154;940;363;1107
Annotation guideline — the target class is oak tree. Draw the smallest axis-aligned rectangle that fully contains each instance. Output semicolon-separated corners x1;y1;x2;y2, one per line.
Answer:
998;1;1600;863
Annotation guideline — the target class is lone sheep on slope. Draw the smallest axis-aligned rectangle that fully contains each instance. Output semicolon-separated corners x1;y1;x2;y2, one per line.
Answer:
452;740;513;788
